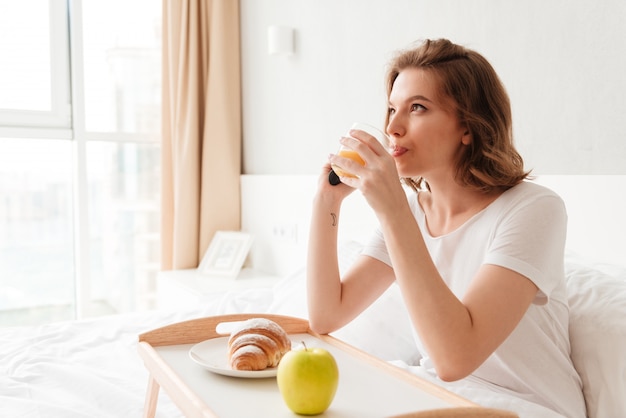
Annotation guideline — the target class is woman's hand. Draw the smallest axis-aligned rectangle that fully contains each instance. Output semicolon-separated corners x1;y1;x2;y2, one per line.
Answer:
315;160;355;203
330;129;407;217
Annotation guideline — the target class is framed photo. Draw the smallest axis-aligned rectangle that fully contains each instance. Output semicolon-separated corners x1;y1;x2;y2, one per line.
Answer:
198;231;254;278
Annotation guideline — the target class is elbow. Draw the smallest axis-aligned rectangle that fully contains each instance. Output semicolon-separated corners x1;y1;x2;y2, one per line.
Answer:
432;358;477;382
307;316;336;335
427;339;487;382
436;368;470;383
307;308;343;335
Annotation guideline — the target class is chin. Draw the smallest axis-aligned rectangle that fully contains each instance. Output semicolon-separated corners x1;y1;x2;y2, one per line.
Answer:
397;168;420;179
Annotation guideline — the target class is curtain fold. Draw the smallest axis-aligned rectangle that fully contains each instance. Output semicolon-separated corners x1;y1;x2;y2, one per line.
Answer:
161;0;241;270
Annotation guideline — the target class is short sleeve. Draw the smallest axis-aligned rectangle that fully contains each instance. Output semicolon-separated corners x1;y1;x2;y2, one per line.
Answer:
361;225;392;266
484;192;568;304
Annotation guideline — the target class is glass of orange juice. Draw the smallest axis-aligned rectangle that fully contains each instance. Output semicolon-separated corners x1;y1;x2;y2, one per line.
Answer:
330;122;390;184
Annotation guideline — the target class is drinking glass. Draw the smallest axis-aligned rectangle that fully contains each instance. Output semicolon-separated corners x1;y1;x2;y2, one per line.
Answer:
329;122;390;184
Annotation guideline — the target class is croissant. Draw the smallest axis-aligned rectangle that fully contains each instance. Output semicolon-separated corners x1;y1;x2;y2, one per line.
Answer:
227;318;291;371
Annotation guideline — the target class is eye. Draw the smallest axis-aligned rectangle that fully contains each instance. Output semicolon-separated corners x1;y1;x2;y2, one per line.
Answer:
387;106;396;116
411;103;426;112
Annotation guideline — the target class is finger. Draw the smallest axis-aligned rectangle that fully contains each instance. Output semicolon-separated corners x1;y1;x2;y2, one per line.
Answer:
329;152;363;176
337;174;358;189
348;129;375;142
343;132;387;156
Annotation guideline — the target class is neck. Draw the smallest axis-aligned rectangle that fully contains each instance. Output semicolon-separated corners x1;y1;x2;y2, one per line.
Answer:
419;177;501;236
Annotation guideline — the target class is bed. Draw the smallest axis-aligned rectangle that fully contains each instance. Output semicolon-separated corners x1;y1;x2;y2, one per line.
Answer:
2;175;625;418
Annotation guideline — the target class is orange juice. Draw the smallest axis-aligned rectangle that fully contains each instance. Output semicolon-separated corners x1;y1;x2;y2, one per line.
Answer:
330;122;389;182
331;149;365;178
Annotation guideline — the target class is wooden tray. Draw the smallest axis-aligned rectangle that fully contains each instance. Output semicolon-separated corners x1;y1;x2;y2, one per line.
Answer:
138;313;475;418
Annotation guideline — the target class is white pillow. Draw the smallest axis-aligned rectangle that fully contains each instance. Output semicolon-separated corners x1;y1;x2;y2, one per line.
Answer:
565;253;626;418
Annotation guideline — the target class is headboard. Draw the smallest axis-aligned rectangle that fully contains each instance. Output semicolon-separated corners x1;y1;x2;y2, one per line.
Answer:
241;174;626;277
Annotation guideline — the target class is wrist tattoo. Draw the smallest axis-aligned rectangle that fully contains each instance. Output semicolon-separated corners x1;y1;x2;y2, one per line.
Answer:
330;212;337;226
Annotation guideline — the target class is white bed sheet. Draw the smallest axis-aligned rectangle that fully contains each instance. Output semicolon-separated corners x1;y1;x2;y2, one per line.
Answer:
2;310;193;418
0;290;275;418
2;247;625;418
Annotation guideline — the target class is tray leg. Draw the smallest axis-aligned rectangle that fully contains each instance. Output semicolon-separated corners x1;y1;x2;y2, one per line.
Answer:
142;374;160;418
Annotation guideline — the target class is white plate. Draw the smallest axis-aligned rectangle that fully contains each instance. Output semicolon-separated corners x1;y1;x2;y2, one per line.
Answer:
189;337;279;378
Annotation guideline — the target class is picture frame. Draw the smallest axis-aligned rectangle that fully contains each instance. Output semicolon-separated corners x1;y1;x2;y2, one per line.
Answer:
198;231;254;278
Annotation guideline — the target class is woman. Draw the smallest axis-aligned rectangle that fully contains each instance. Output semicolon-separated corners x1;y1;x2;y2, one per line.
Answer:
307;39;585;417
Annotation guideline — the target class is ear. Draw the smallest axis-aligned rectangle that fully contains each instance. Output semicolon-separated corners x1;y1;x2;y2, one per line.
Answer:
461;128;472;145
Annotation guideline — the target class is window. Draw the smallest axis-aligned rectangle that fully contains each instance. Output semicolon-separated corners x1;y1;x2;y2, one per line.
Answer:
0;0;71;128
0;0;161;326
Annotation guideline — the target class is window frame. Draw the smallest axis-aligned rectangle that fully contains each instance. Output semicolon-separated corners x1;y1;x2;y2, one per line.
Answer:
0;0;161;322
68;0;161;317
0;0;72;130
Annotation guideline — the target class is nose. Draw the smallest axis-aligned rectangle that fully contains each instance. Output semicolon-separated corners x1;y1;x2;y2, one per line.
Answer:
386;113;405;141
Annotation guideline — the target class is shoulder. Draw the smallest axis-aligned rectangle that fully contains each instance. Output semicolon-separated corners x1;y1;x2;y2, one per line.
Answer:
506;180;561;199
498;181;566;211
484;181;567;233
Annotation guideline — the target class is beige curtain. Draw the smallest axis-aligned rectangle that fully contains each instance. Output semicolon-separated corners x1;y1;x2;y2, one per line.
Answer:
161;0;241;270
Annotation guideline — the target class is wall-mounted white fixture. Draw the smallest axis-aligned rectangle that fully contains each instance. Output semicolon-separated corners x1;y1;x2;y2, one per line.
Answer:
268;25;294;56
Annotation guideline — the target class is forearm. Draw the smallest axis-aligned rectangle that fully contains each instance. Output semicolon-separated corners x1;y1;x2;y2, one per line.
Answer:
306;194;344;333
378;209;478;378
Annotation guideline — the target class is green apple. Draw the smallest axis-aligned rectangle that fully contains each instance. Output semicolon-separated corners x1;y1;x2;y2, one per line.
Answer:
276;343;339;415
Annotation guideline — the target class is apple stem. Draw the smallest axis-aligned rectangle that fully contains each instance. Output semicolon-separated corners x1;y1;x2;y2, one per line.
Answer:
302;341;307;351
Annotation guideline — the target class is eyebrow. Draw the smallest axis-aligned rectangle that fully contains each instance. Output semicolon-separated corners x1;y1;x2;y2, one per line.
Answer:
388;94;434;106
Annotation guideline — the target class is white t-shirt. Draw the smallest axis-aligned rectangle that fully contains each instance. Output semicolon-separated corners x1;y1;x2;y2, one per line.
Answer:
362;181;586;418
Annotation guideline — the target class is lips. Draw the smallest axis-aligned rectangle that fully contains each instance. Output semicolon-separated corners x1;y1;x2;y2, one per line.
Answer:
390;145;408;157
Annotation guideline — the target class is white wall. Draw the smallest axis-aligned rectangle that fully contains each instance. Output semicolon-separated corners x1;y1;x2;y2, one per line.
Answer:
240;0;626;175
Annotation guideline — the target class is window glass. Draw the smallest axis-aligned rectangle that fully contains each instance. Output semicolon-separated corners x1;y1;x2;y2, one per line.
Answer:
81;0;161;134
0;2;51;111
0;138;75;326
0;0;161;326
86;141;160;312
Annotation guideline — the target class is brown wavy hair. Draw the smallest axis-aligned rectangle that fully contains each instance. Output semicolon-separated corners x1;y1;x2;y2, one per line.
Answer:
385;39;530;193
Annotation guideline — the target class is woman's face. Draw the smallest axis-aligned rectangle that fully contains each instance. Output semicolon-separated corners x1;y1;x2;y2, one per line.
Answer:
387;67;469;181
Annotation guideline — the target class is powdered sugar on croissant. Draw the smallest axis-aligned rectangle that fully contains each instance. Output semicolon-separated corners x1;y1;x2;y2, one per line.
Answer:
227;318;291;371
